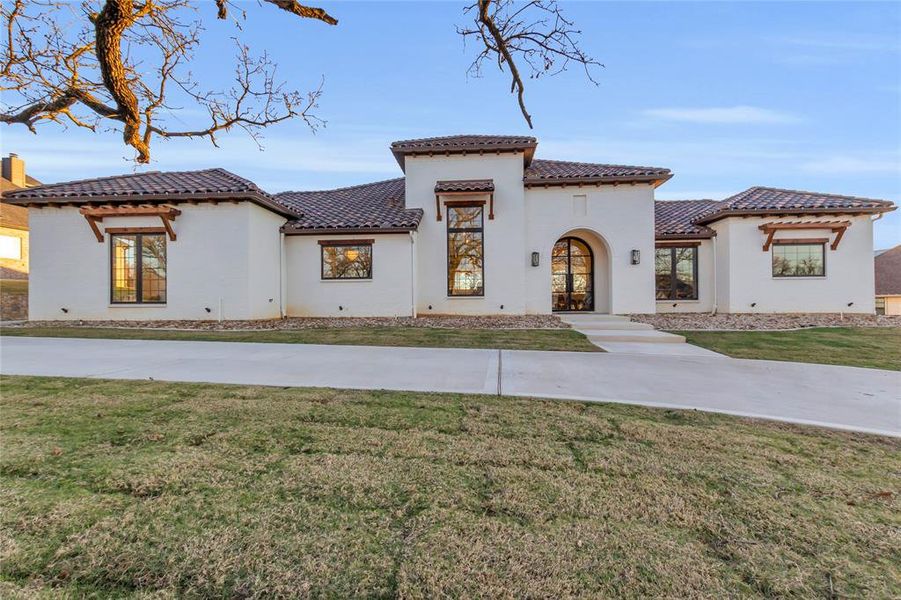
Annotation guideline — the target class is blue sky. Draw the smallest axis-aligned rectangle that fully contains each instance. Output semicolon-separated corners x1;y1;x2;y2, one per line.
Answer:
3;1;900;247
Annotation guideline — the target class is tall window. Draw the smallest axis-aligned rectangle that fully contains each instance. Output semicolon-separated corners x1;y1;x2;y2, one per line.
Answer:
111;233;167;304
447;204;484;296
321;242;373;279
655;246;698;300
772;243;825;277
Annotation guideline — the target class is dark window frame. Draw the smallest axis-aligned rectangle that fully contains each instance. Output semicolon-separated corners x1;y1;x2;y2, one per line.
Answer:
771;242;826;278
319;241;374;280
109;232;167;305
655;246;699;301
551;236;595;312
446;203;485;297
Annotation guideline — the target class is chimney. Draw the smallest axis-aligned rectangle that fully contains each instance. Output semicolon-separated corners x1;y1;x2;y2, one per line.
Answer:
2;153;26;188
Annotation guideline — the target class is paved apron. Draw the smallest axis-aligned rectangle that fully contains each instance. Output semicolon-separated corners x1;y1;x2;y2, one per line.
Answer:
2;336;898;437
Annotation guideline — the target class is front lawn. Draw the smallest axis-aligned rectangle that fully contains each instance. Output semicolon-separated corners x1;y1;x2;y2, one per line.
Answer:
0;325;599;352
676;327;901;371
1;376;898;597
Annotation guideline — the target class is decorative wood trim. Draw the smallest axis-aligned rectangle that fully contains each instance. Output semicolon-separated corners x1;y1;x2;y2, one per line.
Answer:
759;220;851;251
85;216;103;243
831;228;846;250
489;193;495;220
771;238;830;246
79;204;182;218
79;204;181;242
317;239;375;246
655;241;701;248
104;227;167;235
435;194;441;222
444;199;487;207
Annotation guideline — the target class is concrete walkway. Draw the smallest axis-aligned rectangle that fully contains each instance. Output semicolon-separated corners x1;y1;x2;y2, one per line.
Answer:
1;336;899;437
558;313;723;357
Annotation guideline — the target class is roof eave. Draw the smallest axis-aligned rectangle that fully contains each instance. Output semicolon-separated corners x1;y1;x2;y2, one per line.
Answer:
4;190;299;219
694;204;896;225
391;143;539;173
524;173;671;188
655;232;716;240
281;225;419;235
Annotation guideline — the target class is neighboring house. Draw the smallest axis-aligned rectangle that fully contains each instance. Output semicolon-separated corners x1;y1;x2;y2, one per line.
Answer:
3;135;896;321
0;153;40;279
875;245;901;315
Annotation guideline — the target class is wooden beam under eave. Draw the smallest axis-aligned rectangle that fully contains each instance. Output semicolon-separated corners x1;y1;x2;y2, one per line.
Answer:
762;229;776;251
488;193;495;220
435;194;442;221
160;215;177;241
830;226;846;250
85;215;104;243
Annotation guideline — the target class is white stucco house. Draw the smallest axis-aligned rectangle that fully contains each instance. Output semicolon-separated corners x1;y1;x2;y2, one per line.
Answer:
3;135;896;321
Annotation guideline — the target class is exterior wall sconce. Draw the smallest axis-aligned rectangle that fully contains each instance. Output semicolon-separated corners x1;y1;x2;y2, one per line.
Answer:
630;249;640;265
531;251;540;267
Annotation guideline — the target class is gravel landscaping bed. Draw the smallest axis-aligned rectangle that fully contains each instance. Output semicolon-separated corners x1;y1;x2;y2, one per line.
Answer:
631;313;901;331
17;314;568;331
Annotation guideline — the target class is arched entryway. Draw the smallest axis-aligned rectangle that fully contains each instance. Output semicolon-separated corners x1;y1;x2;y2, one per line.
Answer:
552;237;594;312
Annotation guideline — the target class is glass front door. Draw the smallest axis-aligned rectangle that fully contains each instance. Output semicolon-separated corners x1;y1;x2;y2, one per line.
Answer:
552;237;594;312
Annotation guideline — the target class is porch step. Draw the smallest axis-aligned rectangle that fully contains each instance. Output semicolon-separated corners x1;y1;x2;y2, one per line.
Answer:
567;321;654;331
584;330;686;344
558;313;631;325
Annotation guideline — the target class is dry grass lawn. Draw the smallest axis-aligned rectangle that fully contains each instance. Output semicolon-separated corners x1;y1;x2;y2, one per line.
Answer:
677;327;901;371
1;376;899;598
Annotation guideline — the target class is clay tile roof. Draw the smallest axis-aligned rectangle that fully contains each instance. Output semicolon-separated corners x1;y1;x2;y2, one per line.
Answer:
390;134;537;170
524;159;672;186
434;179;495;193
1;168;265;201
1;168;298;217
875;245;901;296
694;186;896;224
276;178;423;233
655;200;720;239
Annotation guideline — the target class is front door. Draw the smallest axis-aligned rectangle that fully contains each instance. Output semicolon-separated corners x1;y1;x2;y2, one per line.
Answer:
552;237;594;312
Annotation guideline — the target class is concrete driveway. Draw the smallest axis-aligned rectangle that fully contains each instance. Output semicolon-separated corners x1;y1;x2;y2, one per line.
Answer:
1;336;898;437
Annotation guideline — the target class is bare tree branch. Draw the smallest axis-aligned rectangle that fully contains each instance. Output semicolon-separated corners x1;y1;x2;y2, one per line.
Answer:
0;0;598;161
0;0;332;163
459;0;602;128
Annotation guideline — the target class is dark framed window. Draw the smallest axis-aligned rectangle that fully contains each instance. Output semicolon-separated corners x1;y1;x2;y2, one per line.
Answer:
447;204;484;296
110;233;167;304
655;246;698;300
876;297;886;315
320;242;373;279
772;242;825;277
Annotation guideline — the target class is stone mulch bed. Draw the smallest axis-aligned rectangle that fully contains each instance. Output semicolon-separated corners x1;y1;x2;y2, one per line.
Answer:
631;313;901;331
18;314;568;331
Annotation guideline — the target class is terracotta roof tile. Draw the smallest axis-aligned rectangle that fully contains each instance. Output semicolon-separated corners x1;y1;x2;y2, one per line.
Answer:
390;135;538;170
277;178;423;233
875;245;901;296
435;179;495;193
391;134;536;153
1;168;265;200
695;187;895;223
655;200;720;239
524;159;671;186
1;168;298;217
